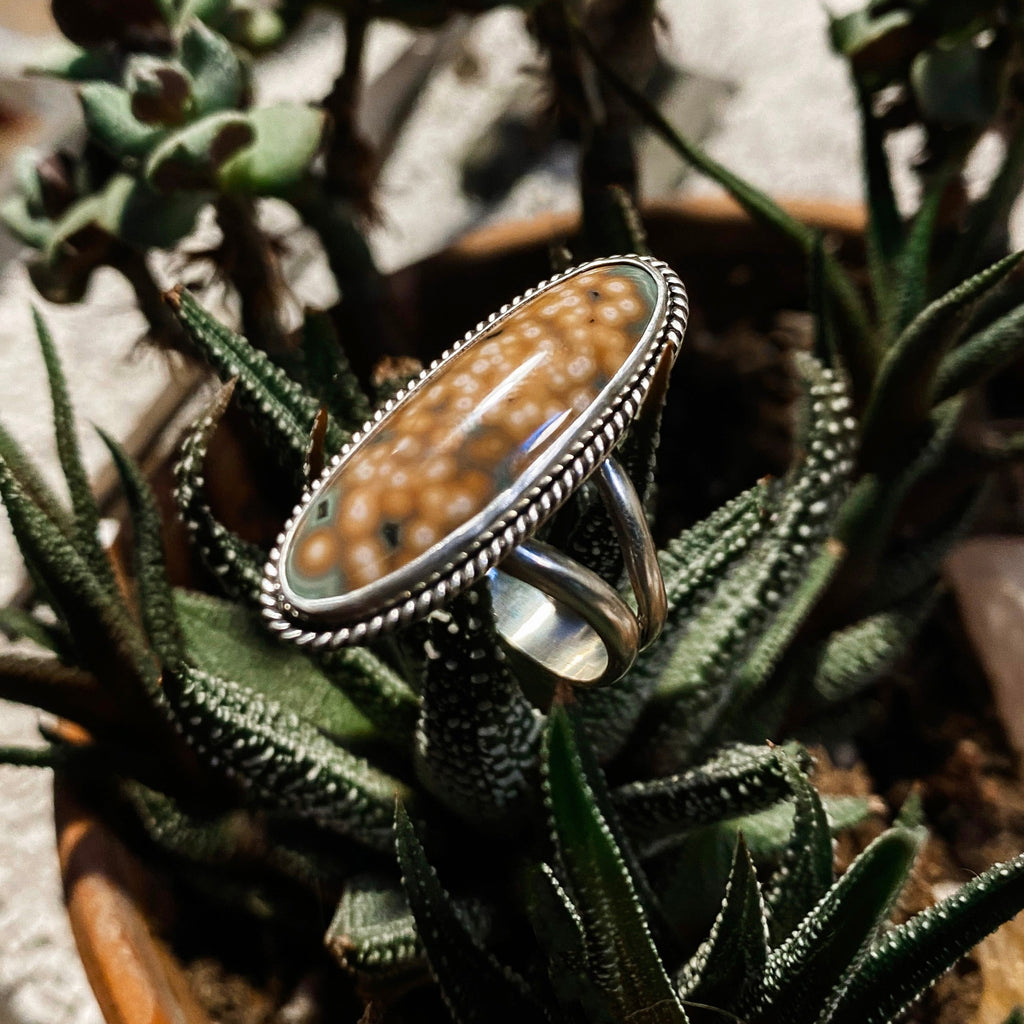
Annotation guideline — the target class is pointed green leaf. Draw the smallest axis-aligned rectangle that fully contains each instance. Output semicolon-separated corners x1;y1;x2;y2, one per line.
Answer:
545;708;688;1023
677;837;769;1013
830;852;1024;1024
612;744;798;844
860;250;1023;469
0;453;163;714
0;420;72;534
326;873;425;981
762;755;833;943
0;652;116;734
0;744;80;769
525;862;614;1023
34;309;115;594
174;382;268;604
646;357;857;768
313;645;421;749
168;288;346;466
811;588;935;703
748;826;923;1024
854;81;903;330
99;430;184;663
891;170;948;338
163;663;407;851
936;297;1024;400
395;803;547;1024
294;310;372;437
174;588;377;745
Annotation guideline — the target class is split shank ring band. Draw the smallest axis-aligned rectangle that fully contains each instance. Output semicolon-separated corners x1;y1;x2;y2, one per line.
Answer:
261;255;689;687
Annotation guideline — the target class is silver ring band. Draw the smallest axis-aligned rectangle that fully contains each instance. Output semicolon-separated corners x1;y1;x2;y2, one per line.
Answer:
488;457;663;687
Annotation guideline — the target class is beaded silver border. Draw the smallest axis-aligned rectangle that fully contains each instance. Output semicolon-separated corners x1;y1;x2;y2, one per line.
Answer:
260;254;689;649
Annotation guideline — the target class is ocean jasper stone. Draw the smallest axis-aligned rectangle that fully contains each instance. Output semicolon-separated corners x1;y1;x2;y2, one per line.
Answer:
279;258;668;618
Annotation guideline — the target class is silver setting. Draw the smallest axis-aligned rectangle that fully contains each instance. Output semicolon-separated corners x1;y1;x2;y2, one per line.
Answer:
261;255;689;670
489;456;664;687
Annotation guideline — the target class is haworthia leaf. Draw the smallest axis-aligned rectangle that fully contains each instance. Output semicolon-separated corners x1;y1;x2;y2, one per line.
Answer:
99;430;184;664
121;780;264;869
892;169;947;338
0;454;164;714
577;481;774;765
525;862;614;1023
544;708;689;1023
174;588;377;745
313;645;421;749
747;826;923;1024
810;588;935;704
0;744;82;769
863;490;980;612
326;873;425;980
167;287;345;467
395;803;547;1024
645;357;856;769
174;382;268;604
829;852;1024;1024
935;297;1024;400
34;309;115;595
295;310;372;438
835;394;965;561
612;744;799;844
854;81;902;332
414;585;541;825
860;250;1023;468
162;663;407;852
761;755;833;943
644;790;874;956
0;420;72;534
676;837;768;1014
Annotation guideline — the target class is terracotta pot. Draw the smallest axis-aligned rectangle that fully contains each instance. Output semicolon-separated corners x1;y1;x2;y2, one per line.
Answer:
55;775;211;1024
54;193;865;1023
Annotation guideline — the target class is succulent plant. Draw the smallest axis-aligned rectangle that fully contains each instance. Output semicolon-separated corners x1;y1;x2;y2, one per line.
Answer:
5;1;1024;1022
2;1;321;352
3;263;1024;1020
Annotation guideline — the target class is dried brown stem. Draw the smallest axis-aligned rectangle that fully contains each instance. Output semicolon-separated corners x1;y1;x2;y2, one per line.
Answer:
214;195;291;357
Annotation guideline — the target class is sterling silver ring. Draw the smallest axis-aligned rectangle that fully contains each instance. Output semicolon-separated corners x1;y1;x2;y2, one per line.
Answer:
261;255;689;687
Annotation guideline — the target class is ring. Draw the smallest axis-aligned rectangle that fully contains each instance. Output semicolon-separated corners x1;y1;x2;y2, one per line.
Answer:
261;255;689;687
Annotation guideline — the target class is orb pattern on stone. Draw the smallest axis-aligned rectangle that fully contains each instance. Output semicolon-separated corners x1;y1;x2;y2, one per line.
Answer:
281;260;662;608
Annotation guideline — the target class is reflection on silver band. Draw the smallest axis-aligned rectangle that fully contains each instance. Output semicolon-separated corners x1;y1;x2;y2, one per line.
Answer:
488;456;663;688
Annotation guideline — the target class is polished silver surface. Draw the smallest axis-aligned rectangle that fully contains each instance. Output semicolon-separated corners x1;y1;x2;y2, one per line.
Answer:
261;254;689;653
594;457;667;650
488;455;664;687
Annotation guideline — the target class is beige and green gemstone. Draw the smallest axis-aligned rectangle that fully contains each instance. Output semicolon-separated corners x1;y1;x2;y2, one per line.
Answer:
284;262;661;603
